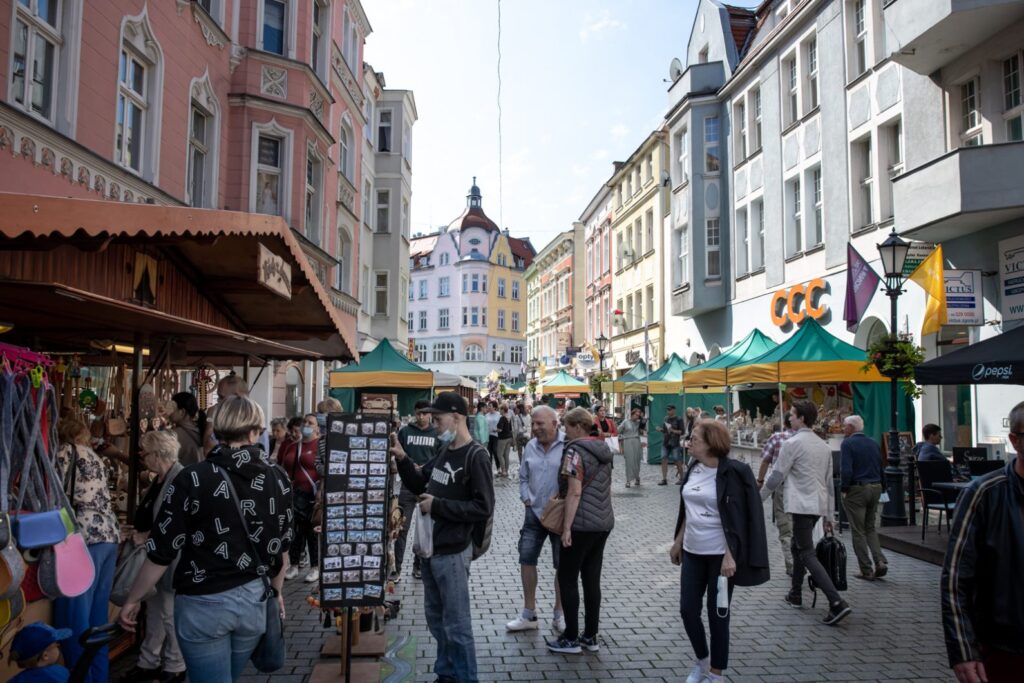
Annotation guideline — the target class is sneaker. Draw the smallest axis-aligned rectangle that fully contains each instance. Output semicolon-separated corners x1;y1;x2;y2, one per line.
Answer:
388;570;401;583
854;572;875;581
625;482;631;488
784;590;802;608
121;665;162;682
412;566;422;580
546;636;581;654
579;635;599;652
634;479;640;486
552;614;566;634
658;480;668;486
685;660;710;683
700;674;725;683
506;616;540;632
284;566;299;580
304;568;320;583
873;563;888;579
823;600;852;626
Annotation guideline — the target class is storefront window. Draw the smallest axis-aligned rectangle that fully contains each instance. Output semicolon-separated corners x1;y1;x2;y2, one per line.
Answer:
938;326;973;448
286;365;303;418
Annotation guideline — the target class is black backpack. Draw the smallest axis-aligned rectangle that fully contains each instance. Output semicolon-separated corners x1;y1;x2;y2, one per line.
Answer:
808;530;848;607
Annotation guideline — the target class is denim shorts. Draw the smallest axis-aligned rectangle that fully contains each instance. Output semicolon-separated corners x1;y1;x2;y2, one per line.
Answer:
663;446;683;464
518;508;560;568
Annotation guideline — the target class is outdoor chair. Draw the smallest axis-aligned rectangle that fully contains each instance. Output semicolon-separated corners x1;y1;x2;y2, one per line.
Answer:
916;460;957;542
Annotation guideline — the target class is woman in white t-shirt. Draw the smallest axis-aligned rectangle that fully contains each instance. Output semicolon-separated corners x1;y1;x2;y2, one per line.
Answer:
669;420;770;683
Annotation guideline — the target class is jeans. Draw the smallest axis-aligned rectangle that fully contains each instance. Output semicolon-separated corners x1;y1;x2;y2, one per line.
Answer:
518;508;560;568
174;579;267;683
393;484;421;574
496;438;512;473
791;513;842;605
488;435;498;471
771;489;793;572
842;483;887;575
289;488;319;567
556;530;609;641
54;542;117;683
680;551;734;671
137;583;185;673
421;546;477;682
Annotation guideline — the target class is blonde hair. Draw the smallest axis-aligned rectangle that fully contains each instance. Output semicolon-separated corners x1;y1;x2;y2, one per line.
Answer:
563;407;594;431
141;430;180;463
316;397;342;413
217;374;249;397
58;417;89;446
213;395;265;442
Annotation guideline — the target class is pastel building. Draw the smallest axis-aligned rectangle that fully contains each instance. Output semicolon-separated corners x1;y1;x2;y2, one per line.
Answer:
581;186;614;377
407;181;535;387
524;222;585;379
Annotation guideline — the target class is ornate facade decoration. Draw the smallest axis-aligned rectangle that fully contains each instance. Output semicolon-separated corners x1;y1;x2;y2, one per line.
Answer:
76;166;90;186
20;136;36;162
230;44;247;74
40;147;55;173
109;182;121;201
261;66;287;98
0;125;12;152
310;91;325;122
93;175;106;195
123;189;134;203
192;5;225;49
60;157;73;181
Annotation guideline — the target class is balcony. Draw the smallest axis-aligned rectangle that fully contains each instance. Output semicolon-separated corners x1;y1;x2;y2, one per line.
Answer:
893;142;1024;241
884;0;1024;75
667;61;726;114
330;287;360;317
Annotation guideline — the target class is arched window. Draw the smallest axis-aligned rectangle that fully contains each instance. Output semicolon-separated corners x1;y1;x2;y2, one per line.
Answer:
492;344;505;362
285;364;303;417
336;227;352;293
464;344;483;362
117;8;164;182
340;118;354;181
187;71;220;208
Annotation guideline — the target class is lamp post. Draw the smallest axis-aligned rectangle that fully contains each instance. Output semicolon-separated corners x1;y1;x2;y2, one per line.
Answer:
877;229;911;527
596;334;609;401
528;357;539;400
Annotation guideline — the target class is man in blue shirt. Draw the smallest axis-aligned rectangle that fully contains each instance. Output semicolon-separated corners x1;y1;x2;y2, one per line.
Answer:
840;415;888;580
916;424;946;462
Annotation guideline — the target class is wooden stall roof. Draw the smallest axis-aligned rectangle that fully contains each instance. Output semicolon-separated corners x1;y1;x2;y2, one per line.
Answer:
0;193;357;361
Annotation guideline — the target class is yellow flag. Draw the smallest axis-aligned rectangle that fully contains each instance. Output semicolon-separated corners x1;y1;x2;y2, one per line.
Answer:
908;245;947;336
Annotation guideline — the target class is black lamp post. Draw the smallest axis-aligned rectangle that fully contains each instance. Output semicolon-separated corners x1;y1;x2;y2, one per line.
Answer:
596;334;609;401
528;357;539;399
877;229;911;527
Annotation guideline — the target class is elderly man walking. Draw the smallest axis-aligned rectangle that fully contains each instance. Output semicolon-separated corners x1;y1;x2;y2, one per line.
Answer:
839;415;887;581
506;406;566;635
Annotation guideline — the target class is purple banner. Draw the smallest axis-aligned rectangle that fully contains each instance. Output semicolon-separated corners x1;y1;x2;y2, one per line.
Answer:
844;243;880;332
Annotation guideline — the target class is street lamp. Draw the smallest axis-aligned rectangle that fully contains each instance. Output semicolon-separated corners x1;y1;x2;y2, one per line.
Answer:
595;334;610;402
877;228;911;527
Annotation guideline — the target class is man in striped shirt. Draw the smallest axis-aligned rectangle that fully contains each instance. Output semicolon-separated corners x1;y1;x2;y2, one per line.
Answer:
757;413;795;576
942;401;1024;683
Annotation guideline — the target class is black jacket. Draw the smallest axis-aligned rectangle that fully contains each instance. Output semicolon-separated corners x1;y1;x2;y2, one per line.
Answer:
941;462;1024;667
673;456;770;587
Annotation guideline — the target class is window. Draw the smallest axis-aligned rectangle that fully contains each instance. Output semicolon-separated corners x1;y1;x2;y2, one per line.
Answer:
481;274;488;293
852;136;873;228
852;0;867;77
511;346;523;364
511;280;520;300
370;189;388;233
400;277;407;319
675;127;689;183
806;38;818;111
465;344;483;362
439;276;449;297
439;308;449;329
481;307;487;326
645;153;653;183
751;88;762;151
374;272;388;315
462;274;468;293
626;225;634;263
433;342;454;362
735;101;747;159
645;210;654;255
402;124;412;163
511;311;520;332
116;49;148;173
881;119;903;219
363;87;373;142
471;274;480;292
961;79;983;146
339;120;354;181
672;224;686;288
679;225;689;285
415;344;427;363
408;283;414;300
440;252;449;266
304;147;322;245
187;103;211;207
784;56;799;127
378;110;392;152
812;168;823;245
342;7;358;70
336;229;352;292
470;307;479;326
1005;54;1023;141
418;279;427;299
616;233;624;270
262;0;287;55
362;180;372;227
704;116;720;173
736;207;749;276
787;178;802;256
418;310;427;331
256;134;284;216
492;344;505;362
634;219;642;255
408;317;413;333
10;0;61;122
752;200;765;270
311;0;327;78
498;278;506;298
402;198;410;237
646;284;655;324
706;218;721;278
461;306;468;325
497;254;507;266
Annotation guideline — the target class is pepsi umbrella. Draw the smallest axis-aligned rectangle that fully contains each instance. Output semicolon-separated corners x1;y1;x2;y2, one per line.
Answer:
914;324;1024;385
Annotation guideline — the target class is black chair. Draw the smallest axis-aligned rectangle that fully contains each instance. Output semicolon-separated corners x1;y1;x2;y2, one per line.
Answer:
915;460;957;542
968;460;1003;477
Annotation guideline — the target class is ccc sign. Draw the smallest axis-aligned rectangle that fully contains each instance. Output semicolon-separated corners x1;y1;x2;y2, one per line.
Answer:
770;278;830;327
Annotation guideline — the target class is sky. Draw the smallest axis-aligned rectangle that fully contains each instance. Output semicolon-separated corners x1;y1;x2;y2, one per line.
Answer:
364;0;717;251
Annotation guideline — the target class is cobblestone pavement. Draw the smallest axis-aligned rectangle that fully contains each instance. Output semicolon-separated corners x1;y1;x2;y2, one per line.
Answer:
124;463;953;682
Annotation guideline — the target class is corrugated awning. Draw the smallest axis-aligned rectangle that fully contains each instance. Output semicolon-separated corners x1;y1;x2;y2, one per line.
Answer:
0;192;357;361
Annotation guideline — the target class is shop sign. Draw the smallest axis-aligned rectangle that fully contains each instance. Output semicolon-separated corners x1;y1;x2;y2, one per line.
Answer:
257;243;292;300
625;349;641;365
576;351;596;369
944;270;984;326
999;234;1024;321
901;241;936;277
770;278;829;328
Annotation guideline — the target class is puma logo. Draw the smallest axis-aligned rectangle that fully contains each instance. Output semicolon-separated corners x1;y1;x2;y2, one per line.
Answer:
430;461;464;486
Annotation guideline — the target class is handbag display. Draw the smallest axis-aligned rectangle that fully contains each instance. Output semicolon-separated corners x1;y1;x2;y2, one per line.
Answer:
218;469;286;673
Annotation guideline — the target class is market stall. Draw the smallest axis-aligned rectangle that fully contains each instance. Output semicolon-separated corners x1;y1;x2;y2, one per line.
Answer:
328;340;434;416
432;371;477;403
540;370;591;409
680;328;777;418
645;353;690;462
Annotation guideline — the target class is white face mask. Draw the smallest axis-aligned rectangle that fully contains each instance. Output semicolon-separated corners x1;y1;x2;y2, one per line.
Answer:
438;428;456;444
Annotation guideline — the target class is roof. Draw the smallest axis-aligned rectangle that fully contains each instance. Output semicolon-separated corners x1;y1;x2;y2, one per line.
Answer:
507;236;536;267
724;4;758;57
329;339;434;388
458;206;500;232
915;325;1024;385
0;192;356;361
410;233;439;257
648;353;690;393
541;369;588;392
683;328;777;388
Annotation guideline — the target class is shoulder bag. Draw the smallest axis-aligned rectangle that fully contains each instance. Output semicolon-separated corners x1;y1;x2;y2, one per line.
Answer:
540;445;598;534
218;467;286;673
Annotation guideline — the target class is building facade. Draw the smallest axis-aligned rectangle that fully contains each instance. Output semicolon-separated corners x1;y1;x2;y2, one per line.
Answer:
525;223;585;380
407;181;534;388
582;186;614;378
608;129;670;378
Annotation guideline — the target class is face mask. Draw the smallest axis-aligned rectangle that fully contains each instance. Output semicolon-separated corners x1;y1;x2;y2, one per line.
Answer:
438;428;456;444
301;426;315;439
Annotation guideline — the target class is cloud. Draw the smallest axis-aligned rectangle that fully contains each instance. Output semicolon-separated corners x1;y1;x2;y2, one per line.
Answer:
591;149;609;161
610;124;629;138
579;10;625;42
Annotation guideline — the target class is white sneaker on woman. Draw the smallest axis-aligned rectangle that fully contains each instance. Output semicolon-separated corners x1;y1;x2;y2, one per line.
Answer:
284;566;299;580
686;658;710;683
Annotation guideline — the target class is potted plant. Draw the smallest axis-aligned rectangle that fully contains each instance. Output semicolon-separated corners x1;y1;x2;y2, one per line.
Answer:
589;372;610;397
863;333;926;399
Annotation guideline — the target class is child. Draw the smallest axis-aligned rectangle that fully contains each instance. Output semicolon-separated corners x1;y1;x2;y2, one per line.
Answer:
9;622;72;682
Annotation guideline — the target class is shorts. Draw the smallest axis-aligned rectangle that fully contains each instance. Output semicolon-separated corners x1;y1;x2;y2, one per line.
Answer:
663;446;683;464
518;507;560;568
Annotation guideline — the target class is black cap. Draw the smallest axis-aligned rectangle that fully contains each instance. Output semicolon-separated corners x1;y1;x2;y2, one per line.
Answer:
423;392;468;416
414;400;432;412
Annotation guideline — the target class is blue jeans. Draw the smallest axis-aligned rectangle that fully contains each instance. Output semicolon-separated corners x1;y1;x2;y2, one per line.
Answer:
421;546;477;682
174;579;267;683
518;508;560;568
54;542;117;683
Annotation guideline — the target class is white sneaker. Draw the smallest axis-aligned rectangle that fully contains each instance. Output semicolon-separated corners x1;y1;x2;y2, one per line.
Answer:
700;674;725;683
304;568;320;583
505;616;540;632
686;659;710;683
552;615;566;634
284;566;299;580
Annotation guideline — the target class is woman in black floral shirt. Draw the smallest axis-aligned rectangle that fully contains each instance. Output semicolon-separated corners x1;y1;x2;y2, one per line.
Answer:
117;396;293;683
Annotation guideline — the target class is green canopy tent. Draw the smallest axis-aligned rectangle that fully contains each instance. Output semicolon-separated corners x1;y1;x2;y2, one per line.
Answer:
541;369;591;408
600;359;649;395
328;339;433;415
646;353;690;462
679;329;778;421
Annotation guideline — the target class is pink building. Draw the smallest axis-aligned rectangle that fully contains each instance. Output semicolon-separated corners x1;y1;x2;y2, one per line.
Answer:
0;0;374;415
582;186;613;369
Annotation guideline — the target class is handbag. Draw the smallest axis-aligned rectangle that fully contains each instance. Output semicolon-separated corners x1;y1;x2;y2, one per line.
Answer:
539;496;565;534
10;384;67;550
218;469;286;673
604;436;621;455
110;542;154;606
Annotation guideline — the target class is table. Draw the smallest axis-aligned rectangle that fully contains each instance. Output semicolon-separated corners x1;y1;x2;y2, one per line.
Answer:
933;481;971;506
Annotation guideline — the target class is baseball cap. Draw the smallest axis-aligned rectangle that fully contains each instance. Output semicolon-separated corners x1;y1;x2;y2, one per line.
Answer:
11;622;71;662
422;392;468;416
413;400;432;413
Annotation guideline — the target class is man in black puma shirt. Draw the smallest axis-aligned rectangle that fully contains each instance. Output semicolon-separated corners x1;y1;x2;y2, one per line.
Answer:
392;400;441;581
391;392;494;683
